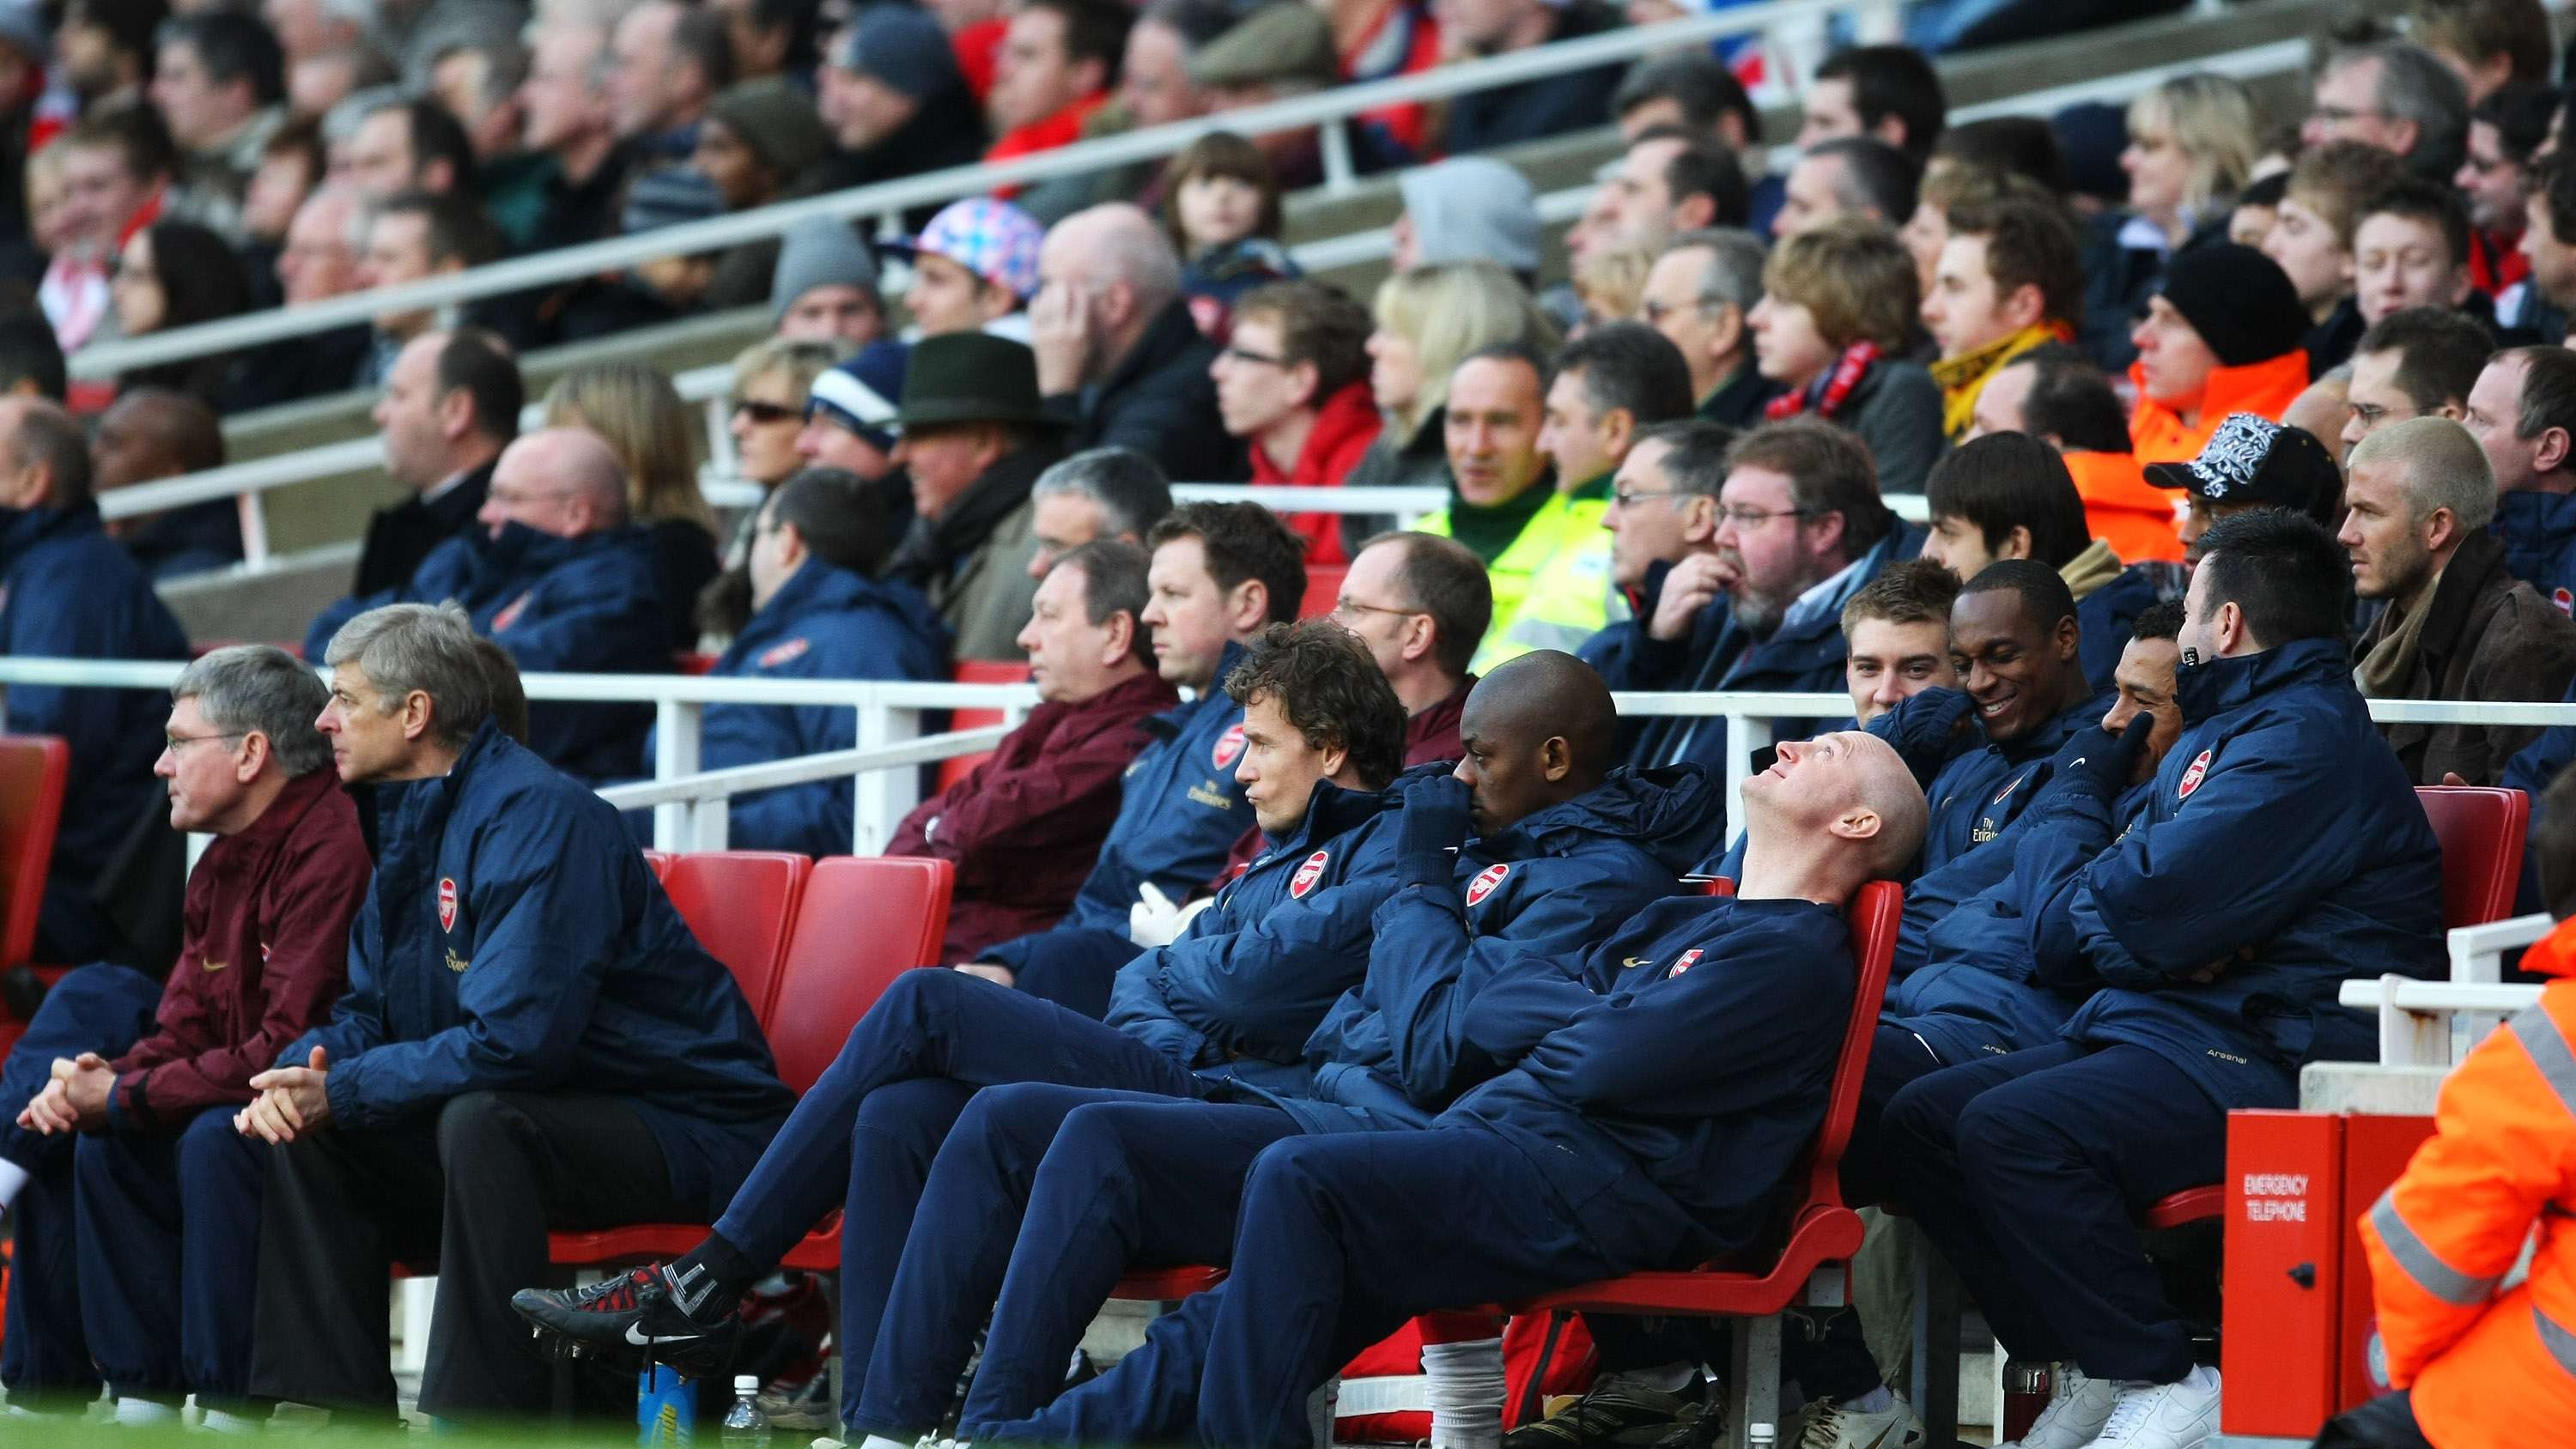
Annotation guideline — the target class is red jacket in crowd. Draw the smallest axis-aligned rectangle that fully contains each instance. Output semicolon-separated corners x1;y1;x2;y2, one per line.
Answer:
105;767;370;1130
1254;381;1383;568
887;668;1180;961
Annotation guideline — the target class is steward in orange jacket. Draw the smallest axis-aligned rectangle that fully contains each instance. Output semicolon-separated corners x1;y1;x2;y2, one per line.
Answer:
2124;243;2313;467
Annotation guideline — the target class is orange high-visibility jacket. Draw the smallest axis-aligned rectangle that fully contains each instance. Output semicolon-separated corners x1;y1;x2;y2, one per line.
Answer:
2361;916;2576;1448
2126;350;2311;468
2064;450;2184;566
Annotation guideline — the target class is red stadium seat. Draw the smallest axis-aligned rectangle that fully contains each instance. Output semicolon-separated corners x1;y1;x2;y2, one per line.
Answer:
660;852;811;1021
673;652;719;676
935;660;1034;795
0;737;67;973
547;856;954;1272
1298;563;1348;620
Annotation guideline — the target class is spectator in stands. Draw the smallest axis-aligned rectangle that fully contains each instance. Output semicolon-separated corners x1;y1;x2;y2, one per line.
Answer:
730;338;841;496
1161;132;1299;330
1413;343;1551;576
1602;418;1723;614
1923;190;2084;443
2468;345;2576;600
286;43;386;127
2306;39;2472;182
795;341;907;491
90;388;239;579
2127;243;2313;467
2520;151;2576;318
350;329;517;599
342;97;469;203
1752;217;1944;494
2354;179;2476;328
1885;508;2440;1449
427;29;533;171
1920;431;2161;691
2115;73;2258;257
699;82;839;308
2342;306;2488;449
2148;411;2344;579
305;430;671;781
1032;203;1242;482
1182;9;1340;198
984;0;1123;175
2410;0;2550;106
1346;260;1555;504
766;217;885;350
1584;418;1906;778
609;0;729;163
543;364;724;652
1329;530;1485;761
0;397;189;961
881;334;1066;662
239;603;792;1424
0;646;362;1428
1434;0;1619;155
1897;160;2008;318
0;312;64;403
892;537;1178;956
1315;0;1438;164
1972;352;2181;566
1801;44;1947;161
1843;557;1961;724
1215;280;1377;567
1571;246;1652;336
108;220;252;409
273;183;360;311
240;116;325;293
1772;136;1918;239
1388;157;1541;285
45;107;173;355
2264;142;2409;374
1576;127;1747;269
353;191;503;389
811;3;989;197
893;197;1042;342
1469;324;1692;671
58;0;161;115
1110;0;1223;144
685;470;946;855
950;500;1302;1013
2458;81;2553;305
518;22;629;254
952;712;1915;1449
151;12;285;239
1023;444;1174;578
1643;228;1777;430
2346;416;2576;785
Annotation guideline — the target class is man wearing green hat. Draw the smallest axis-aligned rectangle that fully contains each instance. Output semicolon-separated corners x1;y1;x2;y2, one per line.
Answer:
882;333;1069;661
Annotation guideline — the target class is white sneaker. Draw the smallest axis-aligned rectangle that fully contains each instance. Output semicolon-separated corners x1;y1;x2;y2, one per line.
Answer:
1795;1397;1924;1449
2002;1367;2119;1449
2084;1368;2219;1448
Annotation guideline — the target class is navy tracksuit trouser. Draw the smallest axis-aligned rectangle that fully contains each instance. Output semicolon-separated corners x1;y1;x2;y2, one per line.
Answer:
1880;1040;2229;1383
701;969;1203;1431
855;1089;1302;1439
1002;927;1138;1022
976;1129;1646;1449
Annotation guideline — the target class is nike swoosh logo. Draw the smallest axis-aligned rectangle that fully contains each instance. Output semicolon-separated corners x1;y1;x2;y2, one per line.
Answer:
1622;956;1649;967
624;1323;708;1346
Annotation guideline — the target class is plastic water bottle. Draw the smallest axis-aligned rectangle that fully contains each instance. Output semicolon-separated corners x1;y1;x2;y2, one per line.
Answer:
720;1375;770;1447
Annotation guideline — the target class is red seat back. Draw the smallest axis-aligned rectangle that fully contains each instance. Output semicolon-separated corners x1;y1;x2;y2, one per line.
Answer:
662;852;811;1019
673;652;719;676
935;660;1034;795
1297;563;1348;620
765;856;954;1091
1806;881;1904;1216
2415;785;2528;930
0;737;68;969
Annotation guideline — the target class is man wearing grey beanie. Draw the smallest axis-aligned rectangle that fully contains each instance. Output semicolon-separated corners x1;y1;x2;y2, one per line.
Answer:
769;217;885;349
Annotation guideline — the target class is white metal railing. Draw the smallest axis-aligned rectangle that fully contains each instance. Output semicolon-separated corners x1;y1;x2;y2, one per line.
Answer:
66;0;1906;381
2341;913;2554;1069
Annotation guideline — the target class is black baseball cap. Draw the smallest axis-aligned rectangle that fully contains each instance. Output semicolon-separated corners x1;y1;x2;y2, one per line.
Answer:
2144;413;2342;514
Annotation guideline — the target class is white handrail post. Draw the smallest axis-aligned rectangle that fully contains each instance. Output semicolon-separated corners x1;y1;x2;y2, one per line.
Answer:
1727;710;1776;841
1318;119;1358;196
852;695;921;855
237;489;271;571
653;700;701;852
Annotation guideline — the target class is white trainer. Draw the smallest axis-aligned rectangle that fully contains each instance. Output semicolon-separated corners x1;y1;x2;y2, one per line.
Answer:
1795;1397;1924;1449
2001;1367;2121;1449
2083;1368;2220;1448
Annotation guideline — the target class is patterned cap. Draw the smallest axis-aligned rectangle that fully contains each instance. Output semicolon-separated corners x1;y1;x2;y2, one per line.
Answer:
891;198;1045;301
2143;413;2342;512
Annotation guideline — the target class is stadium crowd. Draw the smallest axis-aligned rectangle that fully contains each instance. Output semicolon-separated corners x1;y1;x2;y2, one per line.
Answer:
1;0;2575;1447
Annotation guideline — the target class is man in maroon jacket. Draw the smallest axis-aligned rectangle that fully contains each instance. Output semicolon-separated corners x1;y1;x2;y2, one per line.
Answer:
889;540;1177;961
0;646;368;1428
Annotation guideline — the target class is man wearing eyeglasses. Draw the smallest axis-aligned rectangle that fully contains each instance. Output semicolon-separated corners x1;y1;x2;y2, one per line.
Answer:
1212;282;1380;568
0;646;364;1429
349;330;520;598
2301;39;2470;183
1327;531;1488;765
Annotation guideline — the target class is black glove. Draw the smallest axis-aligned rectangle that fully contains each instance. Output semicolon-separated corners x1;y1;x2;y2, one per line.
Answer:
1394;773;1473;887
2044;714;2154;802
1867;687;1978;787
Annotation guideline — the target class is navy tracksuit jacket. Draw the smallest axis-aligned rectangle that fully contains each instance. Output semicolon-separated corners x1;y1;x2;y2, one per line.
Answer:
2074;564;2164;694
974;894;1855;1449
304;522;671;781
652;562;946;856
0;504;190;961
1880;638;2444;1385
977;642;1255;1016
2495;488;2576;603
854;768;1723;1440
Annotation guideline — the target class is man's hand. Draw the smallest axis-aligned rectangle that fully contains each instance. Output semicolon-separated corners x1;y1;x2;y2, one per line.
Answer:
1649;554;1734;642
1028;281;1093;396
1394;773;1474;888
19;1053;113;1135
2044;715;2154;802
236;1046;331;1144
955;962;1018;988
2441;772;2470;787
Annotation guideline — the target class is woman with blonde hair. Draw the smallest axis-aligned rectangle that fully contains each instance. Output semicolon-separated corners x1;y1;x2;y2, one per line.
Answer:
728;337;841;492
1345;260;1559;502
1749;217;1943;493
544;361;723;650
2121;74;2259;253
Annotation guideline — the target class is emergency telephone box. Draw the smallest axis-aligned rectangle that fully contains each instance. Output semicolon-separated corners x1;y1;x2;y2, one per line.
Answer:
2218;1108;2435;1440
